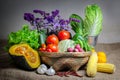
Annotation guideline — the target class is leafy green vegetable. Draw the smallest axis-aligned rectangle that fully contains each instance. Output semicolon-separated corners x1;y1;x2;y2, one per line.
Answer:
84;4;103;36
7;25;40;49
72;33;84;41
39;31;46;47
72;33;92;51
58;39;76;52
69;14;84;37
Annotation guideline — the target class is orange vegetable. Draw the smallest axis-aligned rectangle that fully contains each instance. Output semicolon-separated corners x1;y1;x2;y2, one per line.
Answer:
58;30;70;40
39;44;46;52
46;34;59;45
97;51;107;63
46;44;58;52
9;43;40;70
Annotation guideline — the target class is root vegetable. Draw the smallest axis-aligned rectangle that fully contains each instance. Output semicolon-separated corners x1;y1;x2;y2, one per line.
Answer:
67;48;74;52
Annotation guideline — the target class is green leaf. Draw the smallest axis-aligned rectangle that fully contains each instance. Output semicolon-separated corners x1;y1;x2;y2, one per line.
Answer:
69;14;84;36
84;4;103;36
58;39;76;52
7;25;40;50
72;33;84;41
39;31;46;47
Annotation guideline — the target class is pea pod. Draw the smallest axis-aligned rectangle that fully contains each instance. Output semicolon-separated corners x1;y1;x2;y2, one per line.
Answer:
72;33;84;41
72;33;84;48
83;40;88;51
72;33;92;51
78;39;84;48
86;43;92;51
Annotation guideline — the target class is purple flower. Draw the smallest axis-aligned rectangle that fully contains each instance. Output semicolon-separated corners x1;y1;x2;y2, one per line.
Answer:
35;18;42;23
69;18;80;22
52;10;59;17
24;13;34;22
24;9;72;34
59;19;65;25
45;16;54;23
33;10;45;15
65;20;70;24
53;22;60;30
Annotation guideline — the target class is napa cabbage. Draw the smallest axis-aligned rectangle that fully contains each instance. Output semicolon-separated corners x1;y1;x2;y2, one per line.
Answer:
84;4;103;36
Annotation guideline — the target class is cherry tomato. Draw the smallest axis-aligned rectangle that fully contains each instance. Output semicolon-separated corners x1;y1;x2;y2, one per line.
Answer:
39;44;46;52
39;47;46;52
58;30;70;40
46;44;58;52
46;34;59;45
41;44;46;48
46;48;52;52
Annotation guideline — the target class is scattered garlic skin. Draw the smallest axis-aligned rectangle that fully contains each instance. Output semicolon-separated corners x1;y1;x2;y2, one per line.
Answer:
37;64;47;74
46;66;56;76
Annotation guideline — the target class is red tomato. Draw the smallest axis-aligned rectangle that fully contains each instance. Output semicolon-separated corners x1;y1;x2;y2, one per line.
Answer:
41;44;46;48
58;30;70;40
39;44;47;52
46;48;52;52
46;34;59;45
46;44;58;52
39;47;46;51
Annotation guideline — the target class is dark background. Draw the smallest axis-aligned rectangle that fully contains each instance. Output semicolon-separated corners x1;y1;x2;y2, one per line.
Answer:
0;0;120;43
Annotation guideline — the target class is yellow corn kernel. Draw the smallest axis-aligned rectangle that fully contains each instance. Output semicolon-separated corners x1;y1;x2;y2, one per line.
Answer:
97;63;115;73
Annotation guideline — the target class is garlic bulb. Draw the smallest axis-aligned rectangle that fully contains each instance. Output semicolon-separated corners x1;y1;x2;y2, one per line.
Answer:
46;66;55;76
37;64;47;74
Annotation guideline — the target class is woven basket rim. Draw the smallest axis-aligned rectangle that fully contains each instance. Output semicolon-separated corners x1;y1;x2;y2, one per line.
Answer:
39;51;91;58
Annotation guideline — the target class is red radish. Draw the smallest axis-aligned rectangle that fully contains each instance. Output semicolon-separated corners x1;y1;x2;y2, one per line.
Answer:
67;48;74;52
67;44;84;52
73;48;79;52
75;44;81;49
78;48;84;52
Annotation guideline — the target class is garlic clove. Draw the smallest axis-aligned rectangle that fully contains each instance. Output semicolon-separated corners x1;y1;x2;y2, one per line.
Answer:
37;64;48;74
37;67;45;74
46;66;56;76
40;64;47;71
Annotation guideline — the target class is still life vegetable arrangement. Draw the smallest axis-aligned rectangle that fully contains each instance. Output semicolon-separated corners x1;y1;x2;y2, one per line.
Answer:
6;4;115;77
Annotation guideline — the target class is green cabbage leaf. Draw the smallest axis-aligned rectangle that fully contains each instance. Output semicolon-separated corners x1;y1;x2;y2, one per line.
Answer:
58;39;76;52
84;4;103;36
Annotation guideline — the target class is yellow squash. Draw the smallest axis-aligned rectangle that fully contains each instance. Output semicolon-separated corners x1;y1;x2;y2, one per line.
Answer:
86;51;98;77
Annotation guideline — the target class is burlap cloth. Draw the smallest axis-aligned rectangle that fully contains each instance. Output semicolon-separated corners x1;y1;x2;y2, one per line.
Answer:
0;40;120;80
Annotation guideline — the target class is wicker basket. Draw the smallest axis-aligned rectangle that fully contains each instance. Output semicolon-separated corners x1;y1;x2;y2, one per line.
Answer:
40;52;91;71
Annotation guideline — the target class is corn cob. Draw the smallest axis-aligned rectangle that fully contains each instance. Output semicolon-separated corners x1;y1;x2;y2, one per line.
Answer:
86;52;98;77
97;63;115;73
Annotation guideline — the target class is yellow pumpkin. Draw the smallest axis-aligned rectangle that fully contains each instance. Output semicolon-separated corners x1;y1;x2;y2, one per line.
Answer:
97;51;107;63
9;43;40;70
